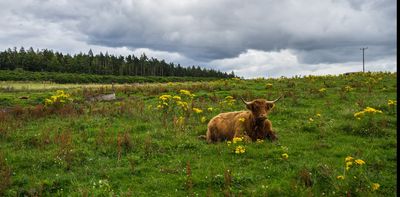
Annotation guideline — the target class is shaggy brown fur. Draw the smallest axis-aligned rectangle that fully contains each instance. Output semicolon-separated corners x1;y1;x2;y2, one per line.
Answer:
206;97;280;143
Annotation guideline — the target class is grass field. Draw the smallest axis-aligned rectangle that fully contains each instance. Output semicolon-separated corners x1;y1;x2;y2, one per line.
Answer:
0;72;397;196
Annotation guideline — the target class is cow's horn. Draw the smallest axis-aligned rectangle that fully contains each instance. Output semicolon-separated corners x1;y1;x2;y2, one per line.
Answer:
267;95;283;103
241;98;252;105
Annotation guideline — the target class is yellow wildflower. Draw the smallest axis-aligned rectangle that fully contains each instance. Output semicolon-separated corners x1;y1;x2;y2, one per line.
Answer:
225;96;234;100
227;141;232;146
371;183;380;191
232;137;243;144
192;108;203;114
309;118;314;122
45;98;53;105
179;89;195;98
207;107;213;112
355;159;365;165
172;95;181;100
200;116;207;123
56;90;65;95
238;118;245;123
179;89;191;95
364;107;383;114
282;153;289;160
176;116;185;125
319;88;327;92
336;175;345;180
388;99;397;106
265;83;273;89
176;101;188;111
346;161;352;171
256;139;264;143
316;113;321;117
159;95;172;101
354;111;365;119
235;145;245;154
345;156;354;162
344;85;353;92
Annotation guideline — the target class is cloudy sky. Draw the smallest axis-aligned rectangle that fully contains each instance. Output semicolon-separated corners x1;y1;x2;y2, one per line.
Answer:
0;0;396;78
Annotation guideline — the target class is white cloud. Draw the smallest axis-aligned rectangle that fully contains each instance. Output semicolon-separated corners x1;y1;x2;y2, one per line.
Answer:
210;49;397;78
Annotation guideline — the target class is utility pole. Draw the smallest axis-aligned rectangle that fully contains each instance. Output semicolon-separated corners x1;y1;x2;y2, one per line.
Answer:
360;47;368;72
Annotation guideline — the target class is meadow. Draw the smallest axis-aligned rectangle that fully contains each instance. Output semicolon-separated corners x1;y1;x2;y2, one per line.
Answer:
0;72;397;196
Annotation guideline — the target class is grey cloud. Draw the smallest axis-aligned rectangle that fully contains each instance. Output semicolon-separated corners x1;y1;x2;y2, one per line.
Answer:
0;0;396;68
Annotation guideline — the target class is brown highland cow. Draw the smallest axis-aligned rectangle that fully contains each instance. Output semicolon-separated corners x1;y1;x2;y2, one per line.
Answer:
206;96;281;143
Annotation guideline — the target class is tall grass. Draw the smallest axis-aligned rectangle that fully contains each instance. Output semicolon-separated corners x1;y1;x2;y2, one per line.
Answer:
0;72;396;196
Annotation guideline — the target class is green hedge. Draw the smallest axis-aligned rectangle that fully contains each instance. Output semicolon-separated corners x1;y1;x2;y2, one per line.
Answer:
0;70;220;84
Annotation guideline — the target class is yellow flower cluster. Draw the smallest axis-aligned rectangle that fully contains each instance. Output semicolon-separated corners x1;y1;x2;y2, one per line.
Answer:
336;175;345;180
344;85;353;92
355;159;366;165
345;156;353;162
157;92;192;111
179;89;195;98
345;161;353;171
221;96;236;106
371;183;380;191
344;156;365;171
207;107;213;112
388;99;397;106
200;116;207;123
225;96;234;100
192;107;203;114
354;107;383;120
256;139;264;143
173;95;181;100
364;107;383;113
45;90;72;106
157;94;172;109
176;101;188;111
175;116;185;126
159;94;172;101
319;88;327;93
238;118;245;123
265;83;273;89
281;153;289;160
235;145;245;154
232;137;243;144
308;113;321;123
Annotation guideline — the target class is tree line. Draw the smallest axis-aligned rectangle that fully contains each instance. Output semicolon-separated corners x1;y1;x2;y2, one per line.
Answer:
0;47;236;78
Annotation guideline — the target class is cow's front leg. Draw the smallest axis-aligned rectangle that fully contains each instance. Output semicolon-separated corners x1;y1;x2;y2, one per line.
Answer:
264;119;277;141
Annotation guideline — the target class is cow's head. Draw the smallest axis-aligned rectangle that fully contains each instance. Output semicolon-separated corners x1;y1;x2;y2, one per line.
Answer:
241;96;282;121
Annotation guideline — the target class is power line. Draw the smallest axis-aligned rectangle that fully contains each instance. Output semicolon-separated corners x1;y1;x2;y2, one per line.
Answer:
360;47;368;72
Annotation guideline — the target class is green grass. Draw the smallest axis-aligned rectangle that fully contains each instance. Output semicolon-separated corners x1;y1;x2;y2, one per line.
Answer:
0;72;397;196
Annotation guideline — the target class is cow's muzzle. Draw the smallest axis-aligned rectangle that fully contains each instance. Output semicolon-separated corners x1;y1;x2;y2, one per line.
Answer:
256;116;267;121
